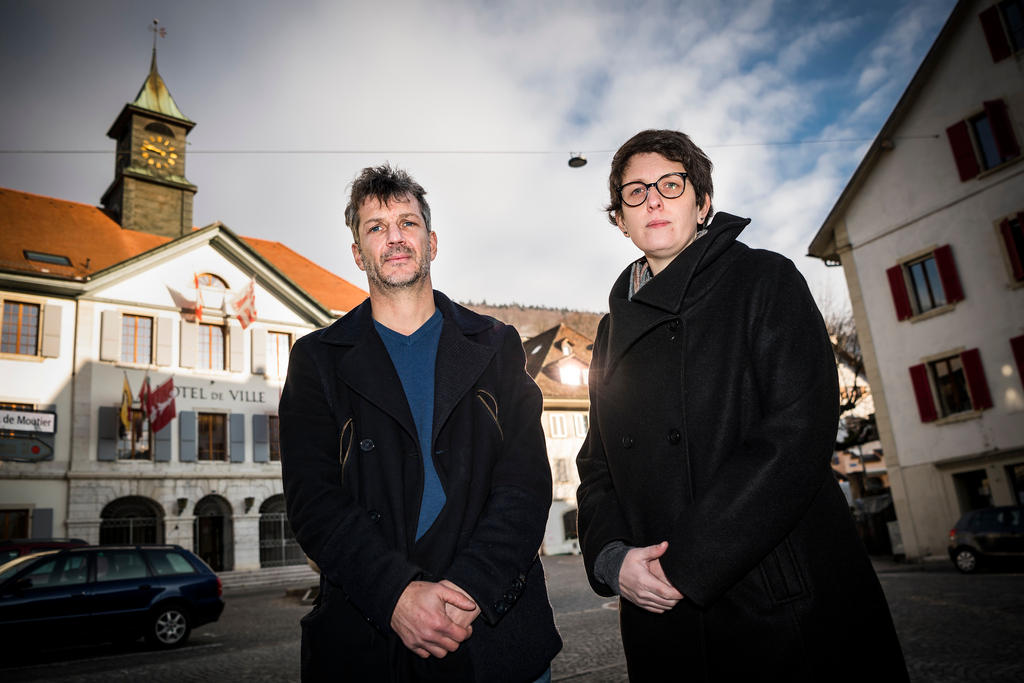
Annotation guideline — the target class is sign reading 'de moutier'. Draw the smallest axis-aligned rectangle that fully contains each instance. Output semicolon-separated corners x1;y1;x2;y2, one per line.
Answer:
0;408;57;434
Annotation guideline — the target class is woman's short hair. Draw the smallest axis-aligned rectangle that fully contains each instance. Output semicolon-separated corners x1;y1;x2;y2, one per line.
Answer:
605;129;714;226
344;164;431;243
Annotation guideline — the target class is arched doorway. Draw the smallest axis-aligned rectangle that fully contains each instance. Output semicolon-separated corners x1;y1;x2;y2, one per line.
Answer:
259;495;304;567
100;496;164;544
192;495;234;571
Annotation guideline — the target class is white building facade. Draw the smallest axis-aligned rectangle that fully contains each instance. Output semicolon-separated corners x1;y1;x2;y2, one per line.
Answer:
809;0;1024;559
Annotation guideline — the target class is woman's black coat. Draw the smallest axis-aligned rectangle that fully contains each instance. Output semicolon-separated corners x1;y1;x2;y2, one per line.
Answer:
281;292;561;682
576;213;907;681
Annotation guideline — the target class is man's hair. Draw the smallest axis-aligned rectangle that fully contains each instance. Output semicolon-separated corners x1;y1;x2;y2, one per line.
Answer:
605;129;714;226
344;164;431;242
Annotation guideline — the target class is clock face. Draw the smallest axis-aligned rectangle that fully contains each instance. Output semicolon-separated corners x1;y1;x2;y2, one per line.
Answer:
139;135;179;172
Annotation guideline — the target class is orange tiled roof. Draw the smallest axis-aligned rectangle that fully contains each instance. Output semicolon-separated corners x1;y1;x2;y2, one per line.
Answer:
0;187;366;314
242;236;366;313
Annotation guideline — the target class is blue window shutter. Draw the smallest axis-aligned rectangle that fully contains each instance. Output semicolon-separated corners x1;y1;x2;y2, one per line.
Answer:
31;508;54;538
97;406;118;461
180;411;197;462
230;413;245;463
252;414;269;463
154;422;172;462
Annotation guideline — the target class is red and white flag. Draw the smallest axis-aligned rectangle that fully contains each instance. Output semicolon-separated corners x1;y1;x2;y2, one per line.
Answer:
230;277;257;330
147;377;177;433
193;273;204;322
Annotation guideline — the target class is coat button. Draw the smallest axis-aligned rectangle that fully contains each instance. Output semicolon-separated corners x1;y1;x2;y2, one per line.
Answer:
667;429;681;445
668;319;680;331
621;435;634;449
359;439;375;451
369;510;382;522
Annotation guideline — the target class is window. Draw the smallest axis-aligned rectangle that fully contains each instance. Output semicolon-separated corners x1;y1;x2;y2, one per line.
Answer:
998;213;1024;282
118;408;152;460
143;548;198;576
23;250;71;266
554;458;571;484
946;99;1020;180
573;413;589;437
268;332;290;379
120;314;153;364
550;413;568;438
980;1;1024;61
909;349;993;422
885;245;963;320
198;323;225;371
198;413;227;461
1011;335;1024;388
2;301;40;355
196;273;227;289
0;509;29;540
95;549;149;582
268;415;281;461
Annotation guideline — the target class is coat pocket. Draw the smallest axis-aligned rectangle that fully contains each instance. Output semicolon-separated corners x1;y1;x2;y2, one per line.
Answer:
476;389;503;440
758;537;807;604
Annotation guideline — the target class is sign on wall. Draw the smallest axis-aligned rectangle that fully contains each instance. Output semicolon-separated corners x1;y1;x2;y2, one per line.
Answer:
0;408;57;434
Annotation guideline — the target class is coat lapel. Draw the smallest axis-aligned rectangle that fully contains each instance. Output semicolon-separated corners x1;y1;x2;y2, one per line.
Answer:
330;302;417;441
602;213;750;381
432;312;496;442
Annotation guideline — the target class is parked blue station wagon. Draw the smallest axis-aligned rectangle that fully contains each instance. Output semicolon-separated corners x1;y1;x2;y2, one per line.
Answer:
0;544;224;650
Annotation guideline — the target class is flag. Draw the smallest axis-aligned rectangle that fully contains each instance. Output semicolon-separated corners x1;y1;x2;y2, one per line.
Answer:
119;375;133;434
148;377;177;433
138;376;152;416
193;273;204;322
229;277;257;330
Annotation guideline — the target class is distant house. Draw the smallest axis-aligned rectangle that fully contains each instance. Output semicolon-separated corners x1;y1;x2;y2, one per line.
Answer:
808;0;1024;560
0;50;366;572
522;324;594;554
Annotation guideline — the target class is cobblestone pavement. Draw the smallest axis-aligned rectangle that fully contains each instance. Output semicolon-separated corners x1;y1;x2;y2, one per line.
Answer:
2;556;1021;682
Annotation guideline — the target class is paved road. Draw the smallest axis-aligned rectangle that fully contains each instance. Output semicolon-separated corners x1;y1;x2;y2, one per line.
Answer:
3;556;1022;682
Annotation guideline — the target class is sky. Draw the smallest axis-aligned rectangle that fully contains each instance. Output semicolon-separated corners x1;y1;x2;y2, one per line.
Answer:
0;0;958;314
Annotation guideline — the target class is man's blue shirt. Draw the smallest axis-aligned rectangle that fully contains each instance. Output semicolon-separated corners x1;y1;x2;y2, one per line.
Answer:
374;309;445;541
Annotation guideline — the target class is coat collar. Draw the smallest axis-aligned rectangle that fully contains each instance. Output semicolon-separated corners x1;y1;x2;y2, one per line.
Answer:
320;290;497;441
603;212;750;379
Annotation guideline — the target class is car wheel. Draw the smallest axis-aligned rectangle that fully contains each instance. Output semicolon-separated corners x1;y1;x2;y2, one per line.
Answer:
953;547;979;574
146;604;191;648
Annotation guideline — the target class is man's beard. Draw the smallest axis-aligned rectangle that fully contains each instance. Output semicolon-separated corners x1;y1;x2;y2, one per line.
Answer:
363;244;431;291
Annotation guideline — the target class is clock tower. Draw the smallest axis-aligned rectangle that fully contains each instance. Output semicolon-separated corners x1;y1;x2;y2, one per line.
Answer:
101;47;197;238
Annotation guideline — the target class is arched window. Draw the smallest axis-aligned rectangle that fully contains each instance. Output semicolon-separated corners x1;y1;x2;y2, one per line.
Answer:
100;496;163;544
144;122;175;138
259;495;305;567
196;273;228;289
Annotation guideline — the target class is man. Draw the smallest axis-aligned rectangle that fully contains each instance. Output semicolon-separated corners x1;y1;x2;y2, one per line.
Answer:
280;164;561;682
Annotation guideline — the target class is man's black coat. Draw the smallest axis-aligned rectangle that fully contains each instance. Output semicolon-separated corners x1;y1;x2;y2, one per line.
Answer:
576;213;907;681
281;291;561;682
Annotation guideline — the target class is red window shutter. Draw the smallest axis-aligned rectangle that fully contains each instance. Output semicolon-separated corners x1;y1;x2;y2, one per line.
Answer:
886;265;913;320
946;120;980;181
979;6;1012;62
1011;335;1024;388
960;348;993;411
1000;218;1024;281
933;244;965;303
984;99;1021;160
909;364;938;422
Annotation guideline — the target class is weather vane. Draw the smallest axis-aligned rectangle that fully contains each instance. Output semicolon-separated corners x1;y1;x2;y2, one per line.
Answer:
150;19;166;52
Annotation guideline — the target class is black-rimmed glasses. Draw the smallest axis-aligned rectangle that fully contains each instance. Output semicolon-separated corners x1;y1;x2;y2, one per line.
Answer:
618;172;688;207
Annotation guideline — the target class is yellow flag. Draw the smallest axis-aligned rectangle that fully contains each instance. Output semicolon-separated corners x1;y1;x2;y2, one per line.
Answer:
120;375;133;433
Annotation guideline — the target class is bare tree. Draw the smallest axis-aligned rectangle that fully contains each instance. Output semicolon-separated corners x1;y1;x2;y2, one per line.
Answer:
815;291;867;417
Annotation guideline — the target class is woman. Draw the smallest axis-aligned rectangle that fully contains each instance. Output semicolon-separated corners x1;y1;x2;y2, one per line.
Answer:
576;130;907;681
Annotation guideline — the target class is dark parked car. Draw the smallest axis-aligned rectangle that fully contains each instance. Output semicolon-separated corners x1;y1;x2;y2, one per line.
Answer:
0;544;223;652
948;505;1024;573
0;538;88;564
